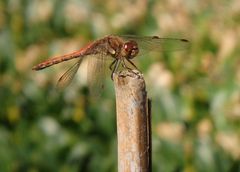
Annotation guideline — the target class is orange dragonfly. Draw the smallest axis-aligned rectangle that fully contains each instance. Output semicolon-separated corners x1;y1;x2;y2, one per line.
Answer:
32;35;189;90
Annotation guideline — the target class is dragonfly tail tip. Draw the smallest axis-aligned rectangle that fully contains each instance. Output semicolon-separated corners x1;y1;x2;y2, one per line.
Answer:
32;66;39;71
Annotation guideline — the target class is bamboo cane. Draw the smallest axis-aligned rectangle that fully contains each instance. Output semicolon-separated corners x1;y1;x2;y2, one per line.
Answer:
113;70;151;172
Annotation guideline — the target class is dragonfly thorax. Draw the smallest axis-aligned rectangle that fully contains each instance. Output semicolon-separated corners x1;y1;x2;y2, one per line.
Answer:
107;36;124;59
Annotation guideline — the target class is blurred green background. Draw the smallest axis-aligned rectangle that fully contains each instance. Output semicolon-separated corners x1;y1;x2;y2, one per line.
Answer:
0;0;240;171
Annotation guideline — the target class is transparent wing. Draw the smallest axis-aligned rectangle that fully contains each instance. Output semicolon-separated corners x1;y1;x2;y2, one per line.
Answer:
56;58;83;89
121;35;189;55
87;53;109;98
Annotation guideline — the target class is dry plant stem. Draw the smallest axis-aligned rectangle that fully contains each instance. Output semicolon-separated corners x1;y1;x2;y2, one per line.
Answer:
113;70;151;172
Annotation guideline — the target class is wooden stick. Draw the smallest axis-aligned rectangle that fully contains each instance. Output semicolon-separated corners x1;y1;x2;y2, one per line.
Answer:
113;70;151;172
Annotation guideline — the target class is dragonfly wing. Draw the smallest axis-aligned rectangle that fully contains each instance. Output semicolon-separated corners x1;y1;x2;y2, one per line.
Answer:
121;35;189;55
56;58;83;89
87;53;109;98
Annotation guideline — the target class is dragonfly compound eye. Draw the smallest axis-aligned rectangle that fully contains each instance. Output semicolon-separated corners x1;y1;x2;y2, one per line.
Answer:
124;41;139;59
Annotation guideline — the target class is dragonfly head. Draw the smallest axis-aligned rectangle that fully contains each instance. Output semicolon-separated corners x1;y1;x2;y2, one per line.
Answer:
123;40;139;59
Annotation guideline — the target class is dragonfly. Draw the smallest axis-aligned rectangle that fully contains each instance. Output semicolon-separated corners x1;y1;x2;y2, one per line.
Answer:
32;35;189;90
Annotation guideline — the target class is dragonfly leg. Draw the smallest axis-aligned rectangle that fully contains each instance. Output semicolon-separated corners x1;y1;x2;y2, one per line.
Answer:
126;59;139;70
122;59;134;71
109;59;117;70
121;60;127;69
124;59;140;76
111;59;121;80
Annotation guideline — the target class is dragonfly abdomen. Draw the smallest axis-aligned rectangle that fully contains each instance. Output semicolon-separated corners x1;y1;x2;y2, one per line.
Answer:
32;51;84;70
